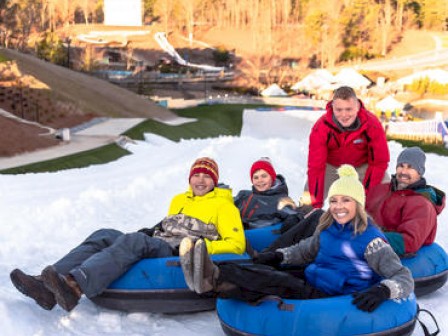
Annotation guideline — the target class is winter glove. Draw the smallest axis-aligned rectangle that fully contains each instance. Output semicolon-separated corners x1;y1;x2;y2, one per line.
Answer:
352;284;391;312
277;197;297;211
296;205;315;217
253;251;284;267
137;220;163;237
298;191;312;206
137;227;155;236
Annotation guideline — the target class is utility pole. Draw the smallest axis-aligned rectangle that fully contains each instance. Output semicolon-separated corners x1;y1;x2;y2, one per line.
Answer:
204;72;207;101
65;37;72;69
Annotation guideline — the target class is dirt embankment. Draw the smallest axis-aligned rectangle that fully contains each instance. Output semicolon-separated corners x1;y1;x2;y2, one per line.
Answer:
0;116;59;157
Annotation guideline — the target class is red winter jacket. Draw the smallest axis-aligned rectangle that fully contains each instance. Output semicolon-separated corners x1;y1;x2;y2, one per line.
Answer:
307;100;389;208
366;180;445;254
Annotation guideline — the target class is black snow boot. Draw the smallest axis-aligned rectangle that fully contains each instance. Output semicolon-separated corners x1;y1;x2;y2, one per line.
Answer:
10;268;57;310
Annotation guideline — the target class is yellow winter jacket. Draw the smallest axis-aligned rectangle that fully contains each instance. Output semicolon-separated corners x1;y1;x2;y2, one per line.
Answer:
168;186;246;255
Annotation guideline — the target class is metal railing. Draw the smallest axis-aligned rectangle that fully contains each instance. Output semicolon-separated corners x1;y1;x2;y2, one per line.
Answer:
387;112;448;145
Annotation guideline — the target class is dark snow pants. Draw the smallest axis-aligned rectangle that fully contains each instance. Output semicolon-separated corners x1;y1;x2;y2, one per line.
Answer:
216;262;329;303
264;209;323;252
53;229;174;298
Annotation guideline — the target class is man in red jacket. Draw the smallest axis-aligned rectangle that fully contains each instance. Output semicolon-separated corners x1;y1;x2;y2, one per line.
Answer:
366;147;445;255
304;86;390;208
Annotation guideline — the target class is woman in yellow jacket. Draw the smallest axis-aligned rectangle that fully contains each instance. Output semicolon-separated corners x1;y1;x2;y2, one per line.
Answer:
10;157;245;313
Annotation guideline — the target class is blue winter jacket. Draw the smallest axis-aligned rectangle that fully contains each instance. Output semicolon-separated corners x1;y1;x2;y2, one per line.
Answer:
305;219;386;295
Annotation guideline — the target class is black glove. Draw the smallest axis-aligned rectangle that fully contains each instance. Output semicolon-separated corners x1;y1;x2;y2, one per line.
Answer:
352;284;391;312
138;220;163;237
137;227;155;236
253;251;284;267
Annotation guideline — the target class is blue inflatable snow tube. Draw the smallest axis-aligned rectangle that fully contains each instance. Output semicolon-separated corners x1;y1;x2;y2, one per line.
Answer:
217;293;418;336
245;223;282;251
90;222;447;313
401;242;448;297
90;253;249;313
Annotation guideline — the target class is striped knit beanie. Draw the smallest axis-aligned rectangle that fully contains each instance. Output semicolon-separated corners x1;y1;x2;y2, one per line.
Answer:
189;157;219;186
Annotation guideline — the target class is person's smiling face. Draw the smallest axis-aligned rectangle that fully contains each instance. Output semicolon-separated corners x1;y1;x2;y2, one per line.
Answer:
329;195;357;225
190;173;215;196
332;98;359;127
396;163;421;190
252;169;273;192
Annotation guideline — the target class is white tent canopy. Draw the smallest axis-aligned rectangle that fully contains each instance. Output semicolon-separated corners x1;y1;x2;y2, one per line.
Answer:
375;95;404;112
291;69;335;91
397;69;448;85
260;84;287;97
333;68;371;89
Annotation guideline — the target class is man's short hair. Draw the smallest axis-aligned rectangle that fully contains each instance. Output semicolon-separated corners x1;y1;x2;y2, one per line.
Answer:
332;86;357;101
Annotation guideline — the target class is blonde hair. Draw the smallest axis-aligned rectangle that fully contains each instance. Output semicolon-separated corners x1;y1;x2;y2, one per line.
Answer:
316;201;368;235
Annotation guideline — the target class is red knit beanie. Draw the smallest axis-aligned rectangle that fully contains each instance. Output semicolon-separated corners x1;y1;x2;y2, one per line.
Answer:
250;157;277;182
189;157;219;186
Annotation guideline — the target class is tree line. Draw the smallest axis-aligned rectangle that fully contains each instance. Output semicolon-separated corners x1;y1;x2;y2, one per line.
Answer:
0;0;447;68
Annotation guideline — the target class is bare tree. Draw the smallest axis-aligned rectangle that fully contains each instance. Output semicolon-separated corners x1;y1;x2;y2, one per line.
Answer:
379;0;392;56
78;0;97;24
395;0;407;31
179;0;200;44
153;0;175;33
60;0;77;26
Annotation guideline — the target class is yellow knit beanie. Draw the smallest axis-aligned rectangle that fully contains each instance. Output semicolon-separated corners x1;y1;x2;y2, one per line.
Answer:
327;164;365;206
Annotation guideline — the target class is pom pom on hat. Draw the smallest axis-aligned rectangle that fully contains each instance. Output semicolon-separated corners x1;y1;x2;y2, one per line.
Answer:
189;157;219;186
327;164;365;206
250;157;277;182
396;147;426;176
338;165;359;178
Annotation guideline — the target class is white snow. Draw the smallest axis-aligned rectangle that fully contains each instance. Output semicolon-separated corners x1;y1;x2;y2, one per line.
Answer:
154;32;225;72
1;111;447;335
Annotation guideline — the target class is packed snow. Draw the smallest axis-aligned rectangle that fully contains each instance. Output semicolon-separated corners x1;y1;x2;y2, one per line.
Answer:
1;110;447;335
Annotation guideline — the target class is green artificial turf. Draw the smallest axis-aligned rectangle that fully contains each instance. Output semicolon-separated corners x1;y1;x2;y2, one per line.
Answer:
0;143;130;174
123;104;256;141
388;137;448;156
0;54;10;62
1;104;263;174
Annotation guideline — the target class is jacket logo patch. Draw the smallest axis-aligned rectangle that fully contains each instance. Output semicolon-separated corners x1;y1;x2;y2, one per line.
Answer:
353;138;364;144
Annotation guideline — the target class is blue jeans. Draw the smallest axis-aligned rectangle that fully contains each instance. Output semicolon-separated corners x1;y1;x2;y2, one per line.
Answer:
53;229;174;297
